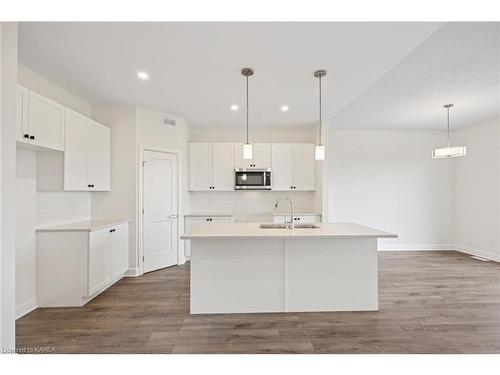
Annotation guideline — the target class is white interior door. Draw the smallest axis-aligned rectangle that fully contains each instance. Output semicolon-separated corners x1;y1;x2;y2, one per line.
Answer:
143;150;178;273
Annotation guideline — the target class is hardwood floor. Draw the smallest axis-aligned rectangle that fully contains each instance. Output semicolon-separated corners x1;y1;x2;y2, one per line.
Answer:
16;251;500;353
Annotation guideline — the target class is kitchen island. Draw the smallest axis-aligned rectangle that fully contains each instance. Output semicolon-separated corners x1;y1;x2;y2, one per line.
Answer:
181;222;397;314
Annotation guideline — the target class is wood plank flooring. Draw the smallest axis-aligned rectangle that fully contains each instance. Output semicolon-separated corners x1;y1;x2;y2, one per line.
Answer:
16;251;500;353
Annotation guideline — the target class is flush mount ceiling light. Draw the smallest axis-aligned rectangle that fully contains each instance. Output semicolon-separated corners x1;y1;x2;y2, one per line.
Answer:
281;105;289;112
230;104;239;111
137;71;149;80
241;67;254;160
314;70;327;161
432;103;467;158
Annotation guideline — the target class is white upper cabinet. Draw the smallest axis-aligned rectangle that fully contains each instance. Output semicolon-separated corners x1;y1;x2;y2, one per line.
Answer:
292;144;316;190
189;143;234;191
212;143;235;191
64;109;110;191
189;143;212;191
27;91;65;151
271;143;315;191
234;143;271;169
64;110;88;190
16;86;29;142
189;142;315;192
87;120;111;191
271;144;294;190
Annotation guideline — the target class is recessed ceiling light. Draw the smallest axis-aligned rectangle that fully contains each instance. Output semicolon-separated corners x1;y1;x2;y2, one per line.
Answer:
231;104;239;111
281;105;289;112
137;71;149;80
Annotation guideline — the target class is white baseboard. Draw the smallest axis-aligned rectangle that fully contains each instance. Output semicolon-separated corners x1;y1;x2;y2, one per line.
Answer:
378;244;455;251
16;297;37;320
454;244;500;263
124;267;140;277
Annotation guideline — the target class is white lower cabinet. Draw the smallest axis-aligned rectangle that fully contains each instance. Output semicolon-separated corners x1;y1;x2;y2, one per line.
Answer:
184;215;234;258
273;214;321;224
36;222;129;307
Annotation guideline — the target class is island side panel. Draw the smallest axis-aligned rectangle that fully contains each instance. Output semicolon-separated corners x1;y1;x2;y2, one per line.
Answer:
190;238;286;314
285;237;378;312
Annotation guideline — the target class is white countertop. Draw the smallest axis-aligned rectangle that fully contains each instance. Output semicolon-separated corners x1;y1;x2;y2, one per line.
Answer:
184;212;235;217
181;222;397;239
36;219;129;232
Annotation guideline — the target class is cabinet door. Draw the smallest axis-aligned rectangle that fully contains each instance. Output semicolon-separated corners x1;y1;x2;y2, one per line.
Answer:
293;144;315;190
271;144;294;190
189;143;212;191
234;143;271;169
212;216;235;224
87;120;111;191
28;91;64;151
16;86;29;142
252;144;271;169
88;229;111;296
64;110;89;190
234;143;252;169
212;143;235;191
110;223;129;279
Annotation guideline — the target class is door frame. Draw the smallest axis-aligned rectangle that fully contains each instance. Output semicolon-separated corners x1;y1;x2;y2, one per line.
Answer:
137;145;184;276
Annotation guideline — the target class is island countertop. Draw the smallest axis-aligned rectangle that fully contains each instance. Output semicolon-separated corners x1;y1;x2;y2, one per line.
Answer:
181;222;397;240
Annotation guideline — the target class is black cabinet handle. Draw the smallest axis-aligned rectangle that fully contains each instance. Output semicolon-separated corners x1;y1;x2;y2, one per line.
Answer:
29;135;35;140
23;134;29;138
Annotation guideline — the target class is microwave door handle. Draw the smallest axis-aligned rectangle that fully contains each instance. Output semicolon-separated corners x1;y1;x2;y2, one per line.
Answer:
263;172;266;187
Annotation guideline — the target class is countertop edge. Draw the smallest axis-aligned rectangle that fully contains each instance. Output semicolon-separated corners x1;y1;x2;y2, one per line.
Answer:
36;219;130;233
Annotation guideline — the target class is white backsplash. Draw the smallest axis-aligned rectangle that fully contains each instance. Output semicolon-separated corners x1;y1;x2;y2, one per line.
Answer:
189;190;318;223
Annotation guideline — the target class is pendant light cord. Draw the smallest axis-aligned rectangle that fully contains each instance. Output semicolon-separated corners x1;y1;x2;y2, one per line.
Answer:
246;75;249;144
447;105;450;147
319;74;322;145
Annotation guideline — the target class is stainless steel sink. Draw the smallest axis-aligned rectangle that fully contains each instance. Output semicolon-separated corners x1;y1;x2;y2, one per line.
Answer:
259;223;319;229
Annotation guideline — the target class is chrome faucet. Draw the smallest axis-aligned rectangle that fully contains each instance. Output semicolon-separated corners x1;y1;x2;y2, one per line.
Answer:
274;197;295;229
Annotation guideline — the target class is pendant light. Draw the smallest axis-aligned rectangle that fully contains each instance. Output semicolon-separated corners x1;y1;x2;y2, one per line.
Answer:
241;67;254;160
432;103;467;158
314;70;327;160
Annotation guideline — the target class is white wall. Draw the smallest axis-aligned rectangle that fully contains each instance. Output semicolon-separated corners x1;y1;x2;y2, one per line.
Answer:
136;106;191;264
14;65;92;319
189;126;321;221
327;129;453;250
91;104;192;271
91;104;137;272
452;119;500;260
18;64;91;116
1;21;18;351
15;149;37;318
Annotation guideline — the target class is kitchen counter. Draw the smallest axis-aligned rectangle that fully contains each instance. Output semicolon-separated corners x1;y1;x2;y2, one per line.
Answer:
181;222;396;240
184;222;397;314
36;219;130;232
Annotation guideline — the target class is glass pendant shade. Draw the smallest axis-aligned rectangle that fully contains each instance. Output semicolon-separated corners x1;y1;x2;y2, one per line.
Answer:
433;103;466;159
432;146;467;158
315;144;325;160
243;143;253;160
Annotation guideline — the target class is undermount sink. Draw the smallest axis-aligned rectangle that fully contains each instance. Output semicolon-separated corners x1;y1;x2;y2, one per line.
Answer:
259;223;320;229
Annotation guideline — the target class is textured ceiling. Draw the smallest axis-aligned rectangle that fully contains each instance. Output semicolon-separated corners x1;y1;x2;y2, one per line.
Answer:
331;22;500;130
18;22;443;128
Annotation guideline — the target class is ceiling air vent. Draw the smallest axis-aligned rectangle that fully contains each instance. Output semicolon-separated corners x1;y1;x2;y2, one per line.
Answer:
162;115;176;127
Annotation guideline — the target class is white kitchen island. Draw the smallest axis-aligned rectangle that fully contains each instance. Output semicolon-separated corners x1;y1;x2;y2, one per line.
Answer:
181;223;396;314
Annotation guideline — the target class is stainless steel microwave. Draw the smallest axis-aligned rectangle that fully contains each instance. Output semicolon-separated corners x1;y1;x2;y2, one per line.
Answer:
234;169;272;190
